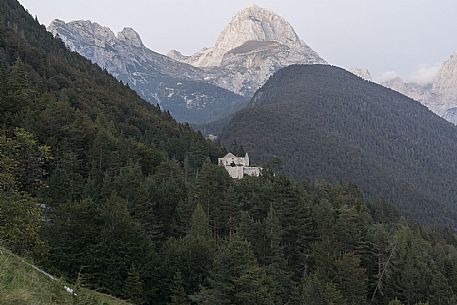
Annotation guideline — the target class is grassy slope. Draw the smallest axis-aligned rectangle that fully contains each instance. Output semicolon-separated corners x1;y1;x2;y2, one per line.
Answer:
0;247;131;305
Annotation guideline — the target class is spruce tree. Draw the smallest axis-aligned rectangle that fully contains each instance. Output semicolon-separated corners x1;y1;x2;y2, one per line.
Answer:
294;274;346;305
168;272;190;305
196;161;232;235
161;203;216;303
122;266;144;305
332;252;367;305
265;206;293;303
191;236;275;305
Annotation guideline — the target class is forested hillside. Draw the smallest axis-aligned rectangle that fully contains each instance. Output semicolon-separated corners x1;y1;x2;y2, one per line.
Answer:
221;64;457;228
3;1;457;305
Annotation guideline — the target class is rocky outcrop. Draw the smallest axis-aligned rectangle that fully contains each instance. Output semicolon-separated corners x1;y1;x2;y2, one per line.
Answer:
169;5;326;96
381;77;438;113
432;51;457;121
48;19;203;81
350;68;372;81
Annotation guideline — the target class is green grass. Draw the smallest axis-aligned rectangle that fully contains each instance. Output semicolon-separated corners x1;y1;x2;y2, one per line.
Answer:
0;247;131;305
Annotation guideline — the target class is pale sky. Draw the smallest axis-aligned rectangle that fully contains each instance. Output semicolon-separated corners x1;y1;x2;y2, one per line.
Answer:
18;0;457;83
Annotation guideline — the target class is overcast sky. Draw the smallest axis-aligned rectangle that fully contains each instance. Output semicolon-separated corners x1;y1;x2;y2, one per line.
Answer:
18;0;457;82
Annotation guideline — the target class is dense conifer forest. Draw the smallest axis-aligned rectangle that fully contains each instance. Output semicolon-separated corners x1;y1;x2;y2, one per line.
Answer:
3;0;457;304
221;64;457;228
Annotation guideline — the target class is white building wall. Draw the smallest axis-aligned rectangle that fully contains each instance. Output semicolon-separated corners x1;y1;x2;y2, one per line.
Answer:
225;166;245;179
243;167;261;177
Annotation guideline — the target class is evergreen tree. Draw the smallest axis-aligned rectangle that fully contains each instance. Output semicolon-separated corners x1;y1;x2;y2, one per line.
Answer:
196;161;232;235
264;206;293;303
191;236;275;305
87;193;156;295
332;252;367;305
162;203;216;302
168;272;190;305
122;266;145;305
429;272;454;305
294;274;346;305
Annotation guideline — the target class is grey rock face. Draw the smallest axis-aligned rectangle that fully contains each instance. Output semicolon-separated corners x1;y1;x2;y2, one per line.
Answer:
381;77;439;113
380;51;457;124
48;20;246;124
168;5;326;96
432;51;457;117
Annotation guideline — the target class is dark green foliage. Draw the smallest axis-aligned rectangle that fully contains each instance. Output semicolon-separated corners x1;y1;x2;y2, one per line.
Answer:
0;128;48;257
191;236;275;305
159;204;216;301
220;64;457;228
332;252;368;305
295;274;346;305
195;161;233;236
0;191;44;256
264;206;294;303
168;272;190;305
122;266;145;305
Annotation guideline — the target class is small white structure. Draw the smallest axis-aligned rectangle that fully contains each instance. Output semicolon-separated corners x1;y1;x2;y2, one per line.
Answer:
218;152;262;179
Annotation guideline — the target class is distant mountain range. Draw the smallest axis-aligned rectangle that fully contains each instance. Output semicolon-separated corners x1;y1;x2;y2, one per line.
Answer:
352;50;457;125
49;5;324;124
219;64;457;227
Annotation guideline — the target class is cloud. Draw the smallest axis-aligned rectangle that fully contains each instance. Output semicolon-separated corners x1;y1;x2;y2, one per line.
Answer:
378;64;441;85
379;71;400;82
406;64;440;85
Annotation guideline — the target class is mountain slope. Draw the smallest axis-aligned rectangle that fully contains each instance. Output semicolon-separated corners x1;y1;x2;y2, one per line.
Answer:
221;64;457;227
48;20;246;124
169;5;326;96
0;0;223;163
0;247;131;305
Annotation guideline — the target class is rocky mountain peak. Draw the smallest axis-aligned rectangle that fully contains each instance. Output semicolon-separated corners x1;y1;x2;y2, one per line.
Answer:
169;5;321;68
49;19;116;45
167;49;188;62
49;18;65;28
213;4;305;56
167;5;325;95
117;27;143;47
433;51;457;101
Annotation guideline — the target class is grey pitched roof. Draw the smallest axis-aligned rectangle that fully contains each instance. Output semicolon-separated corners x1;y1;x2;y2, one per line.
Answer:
224;152;236;158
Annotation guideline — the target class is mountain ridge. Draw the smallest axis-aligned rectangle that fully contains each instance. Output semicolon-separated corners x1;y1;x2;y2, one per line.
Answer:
49;5;326;120
48;19;247;124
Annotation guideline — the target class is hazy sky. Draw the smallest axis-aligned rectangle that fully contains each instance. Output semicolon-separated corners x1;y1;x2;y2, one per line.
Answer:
18;0;457;82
